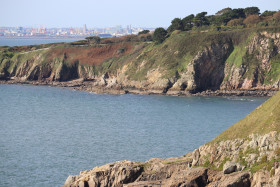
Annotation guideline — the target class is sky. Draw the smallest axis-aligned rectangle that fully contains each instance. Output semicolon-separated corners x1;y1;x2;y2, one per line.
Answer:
0;0;279;28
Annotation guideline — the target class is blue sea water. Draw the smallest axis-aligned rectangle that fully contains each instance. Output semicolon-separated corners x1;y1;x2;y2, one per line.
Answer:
0;85;268;186
0;37;84;47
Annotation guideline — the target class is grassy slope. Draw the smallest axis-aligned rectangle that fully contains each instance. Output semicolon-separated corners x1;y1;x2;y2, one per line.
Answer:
212;91;280;143
126;30;241;81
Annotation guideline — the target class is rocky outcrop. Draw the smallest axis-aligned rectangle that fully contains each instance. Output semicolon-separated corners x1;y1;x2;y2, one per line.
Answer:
63;161;143;187
191;131;280;186
63;158;252;187
221;32;280;91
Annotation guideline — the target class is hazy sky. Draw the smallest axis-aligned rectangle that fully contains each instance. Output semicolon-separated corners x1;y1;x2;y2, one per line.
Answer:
1;0;279;28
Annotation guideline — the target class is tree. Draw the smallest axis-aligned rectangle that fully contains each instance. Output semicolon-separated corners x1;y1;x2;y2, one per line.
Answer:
261;10;277;17
231;8;246;18
138;30;150;35
182;14;194;30
244;7;260;17
213;8;245;26
215;8;232;16
153;27;167;44
167;18;183;33
194;12;209;27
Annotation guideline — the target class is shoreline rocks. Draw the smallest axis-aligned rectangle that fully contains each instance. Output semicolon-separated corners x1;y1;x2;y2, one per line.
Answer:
0;79;277;97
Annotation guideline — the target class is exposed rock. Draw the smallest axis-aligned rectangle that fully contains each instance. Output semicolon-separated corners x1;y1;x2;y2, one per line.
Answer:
223;161;238;174
208;172;250;187
63;161;143;187
192;149;200;166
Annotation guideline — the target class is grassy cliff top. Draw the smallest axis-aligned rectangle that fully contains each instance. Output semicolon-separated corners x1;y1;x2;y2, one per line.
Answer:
212;91;280;143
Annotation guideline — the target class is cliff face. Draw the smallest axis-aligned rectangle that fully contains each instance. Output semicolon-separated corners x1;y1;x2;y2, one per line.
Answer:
1;28;280;95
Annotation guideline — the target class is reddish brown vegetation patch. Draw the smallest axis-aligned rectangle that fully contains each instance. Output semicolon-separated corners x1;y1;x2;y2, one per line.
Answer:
47;43;134;65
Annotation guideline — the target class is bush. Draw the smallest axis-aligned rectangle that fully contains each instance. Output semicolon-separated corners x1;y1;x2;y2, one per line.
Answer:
227;18;244;26
138;30;150;35
273;11;280;24
243;15;261;25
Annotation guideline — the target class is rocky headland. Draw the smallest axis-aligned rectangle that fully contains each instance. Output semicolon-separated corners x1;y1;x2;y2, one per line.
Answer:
1;28;280;97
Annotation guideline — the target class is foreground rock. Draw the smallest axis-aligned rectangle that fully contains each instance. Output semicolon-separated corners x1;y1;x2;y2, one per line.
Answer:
63;132;280;187
64;161;143;187
63;157;252;187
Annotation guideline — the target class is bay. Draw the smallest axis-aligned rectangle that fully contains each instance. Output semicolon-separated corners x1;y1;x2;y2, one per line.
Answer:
0;84;267;186
0;37;84;47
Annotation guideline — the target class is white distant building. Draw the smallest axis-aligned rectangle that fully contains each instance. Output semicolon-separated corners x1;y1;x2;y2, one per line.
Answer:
83;24;87;34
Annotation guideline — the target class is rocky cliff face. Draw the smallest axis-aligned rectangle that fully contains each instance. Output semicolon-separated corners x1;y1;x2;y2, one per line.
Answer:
63;158;252;187
1;29;279;95
221;32;280;90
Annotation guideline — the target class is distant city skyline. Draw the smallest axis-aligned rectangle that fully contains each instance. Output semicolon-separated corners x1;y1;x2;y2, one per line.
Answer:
0;25;147;38
1;0;279;28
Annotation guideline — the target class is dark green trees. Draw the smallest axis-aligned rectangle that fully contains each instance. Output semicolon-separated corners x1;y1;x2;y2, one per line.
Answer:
138;30;150;35
261;11;277;17
194;12;209;27
153;27;167;44
182;14;194;30
244;7;260;17
167;18;183;33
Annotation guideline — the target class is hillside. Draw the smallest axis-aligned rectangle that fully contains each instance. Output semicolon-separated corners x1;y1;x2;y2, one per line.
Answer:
213;90;280;142
1;27;280;96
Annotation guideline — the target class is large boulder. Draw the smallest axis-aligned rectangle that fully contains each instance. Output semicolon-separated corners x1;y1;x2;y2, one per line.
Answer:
223;161;238;174
63;161;143;187
208;172;250;187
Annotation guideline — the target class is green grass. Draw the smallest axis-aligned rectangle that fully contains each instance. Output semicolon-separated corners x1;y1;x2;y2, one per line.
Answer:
264;53;280;84
218;157;230;171
211;91;280;142
226;44;246;67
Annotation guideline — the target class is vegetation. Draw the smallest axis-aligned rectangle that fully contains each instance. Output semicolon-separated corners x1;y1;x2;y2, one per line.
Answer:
138;30;150;35
153;27;168;44
85;36;101;44
212;91;280;142
152;7;280;44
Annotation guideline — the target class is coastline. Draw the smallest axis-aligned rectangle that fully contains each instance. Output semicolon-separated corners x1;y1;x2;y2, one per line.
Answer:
0;79;277;97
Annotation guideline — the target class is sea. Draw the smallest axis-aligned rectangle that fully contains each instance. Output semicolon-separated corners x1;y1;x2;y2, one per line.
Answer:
0;37;84;47
0;39;269;186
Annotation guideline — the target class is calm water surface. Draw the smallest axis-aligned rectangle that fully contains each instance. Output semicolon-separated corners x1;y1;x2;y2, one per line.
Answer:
0;85;268;186
0;37;84;47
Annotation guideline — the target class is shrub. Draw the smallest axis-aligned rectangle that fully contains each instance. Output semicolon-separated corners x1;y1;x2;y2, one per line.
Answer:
227;18;244;26
243;15;261;25
138;30;150;35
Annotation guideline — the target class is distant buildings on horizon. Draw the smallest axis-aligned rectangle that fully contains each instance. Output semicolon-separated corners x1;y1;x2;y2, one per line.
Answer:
0;24;155;38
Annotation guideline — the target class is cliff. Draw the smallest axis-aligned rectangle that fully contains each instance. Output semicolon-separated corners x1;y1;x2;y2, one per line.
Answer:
1;27;280;96
62;91;280;187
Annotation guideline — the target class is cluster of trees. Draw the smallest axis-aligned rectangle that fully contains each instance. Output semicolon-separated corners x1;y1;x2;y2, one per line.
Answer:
153;7;280;43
